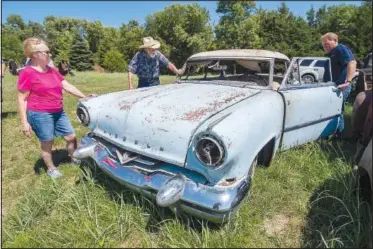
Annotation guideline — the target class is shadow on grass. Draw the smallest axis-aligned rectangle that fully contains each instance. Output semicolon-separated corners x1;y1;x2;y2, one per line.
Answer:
318;111;357;165
302;124;371;248
343;111;357;142
1;111;17;119
301;171;371;248
319;140;357;166
302;106;372;247
76;160;224;234
34;149;71;174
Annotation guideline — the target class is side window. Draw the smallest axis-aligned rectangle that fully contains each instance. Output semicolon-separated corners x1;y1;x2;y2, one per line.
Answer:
286;62;301;85
300;59;313;67
284;58;332;87
314;60;327;67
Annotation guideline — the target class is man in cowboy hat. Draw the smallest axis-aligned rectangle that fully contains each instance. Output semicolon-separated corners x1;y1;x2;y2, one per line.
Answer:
128;36;183;89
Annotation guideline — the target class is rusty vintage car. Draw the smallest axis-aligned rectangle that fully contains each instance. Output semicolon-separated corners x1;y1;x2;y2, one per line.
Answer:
352;89;372;192
73;49;344;223
351;88;372;248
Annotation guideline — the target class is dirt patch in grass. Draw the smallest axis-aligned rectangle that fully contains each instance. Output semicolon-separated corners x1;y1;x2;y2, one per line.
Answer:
263;214;291;236
119;232;148;248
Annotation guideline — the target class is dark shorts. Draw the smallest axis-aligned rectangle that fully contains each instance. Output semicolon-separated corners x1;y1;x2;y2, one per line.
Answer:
26;110;75;142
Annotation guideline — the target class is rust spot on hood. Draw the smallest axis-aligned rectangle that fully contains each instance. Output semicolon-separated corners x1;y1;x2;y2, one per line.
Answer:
145;117;152;123
182;92;247;121
119;102;133;110
157;128;169;132
119;96;150;110
118;86;179;110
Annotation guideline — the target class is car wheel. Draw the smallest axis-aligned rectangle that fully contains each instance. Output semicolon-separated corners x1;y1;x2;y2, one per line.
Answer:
301;74;315;83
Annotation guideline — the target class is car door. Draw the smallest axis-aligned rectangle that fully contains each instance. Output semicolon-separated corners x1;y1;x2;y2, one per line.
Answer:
278;57;344;150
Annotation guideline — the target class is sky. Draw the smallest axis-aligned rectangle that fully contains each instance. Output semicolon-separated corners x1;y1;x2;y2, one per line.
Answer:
2;1;362;28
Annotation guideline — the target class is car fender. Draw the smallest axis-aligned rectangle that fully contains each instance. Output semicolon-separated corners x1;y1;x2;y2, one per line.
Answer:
185;90;284;184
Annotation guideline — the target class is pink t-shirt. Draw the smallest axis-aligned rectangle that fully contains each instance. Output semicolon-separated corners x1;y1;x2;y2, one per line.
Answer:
17;66;64;112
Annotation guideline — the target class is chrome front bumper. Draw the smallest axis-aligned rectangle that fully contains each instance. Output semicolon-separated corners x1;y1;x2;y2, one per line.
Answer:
73;134;252;223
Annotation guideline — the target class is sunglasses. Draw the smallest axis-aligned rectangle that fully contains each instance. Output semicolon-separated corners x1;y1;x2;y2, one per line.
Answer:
36;51;51;55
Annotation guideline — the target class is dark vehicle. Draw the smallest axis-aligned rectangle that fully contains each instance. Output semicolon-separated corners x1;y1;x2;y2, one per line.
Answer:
351;88;372;248
351;53;372;100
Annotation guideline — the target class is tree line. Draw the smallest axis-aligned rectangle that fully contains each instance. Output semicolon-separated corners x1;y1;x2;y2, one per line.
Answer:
2;1;371;73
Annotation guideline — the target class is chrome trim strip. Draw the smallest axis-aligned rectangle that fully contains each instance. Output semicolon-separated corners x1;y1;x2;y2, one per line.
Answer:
283;114;340;133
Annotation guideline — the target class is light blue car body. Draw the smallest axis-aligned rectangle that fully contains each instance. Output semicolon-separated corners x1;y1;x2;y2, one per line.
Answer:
74;50;343;223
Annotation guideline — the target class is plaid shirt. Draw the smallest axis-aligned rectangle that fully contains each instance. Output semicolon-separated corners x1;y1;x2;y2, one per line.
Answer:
128;50;169;80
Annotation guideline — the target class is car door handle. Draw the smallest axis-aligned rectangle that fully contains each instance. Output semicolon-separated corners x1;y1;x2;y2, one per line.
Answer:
332;87;340;92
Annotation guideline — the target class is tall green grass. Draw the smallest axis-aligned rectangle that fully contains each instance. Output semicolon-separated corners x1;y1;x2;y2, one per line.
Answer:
1;72;370;248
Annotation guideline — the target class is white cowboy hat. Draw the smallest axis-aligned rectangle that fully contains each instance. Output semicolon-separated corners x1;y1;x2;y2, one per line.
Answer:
139;36;161;49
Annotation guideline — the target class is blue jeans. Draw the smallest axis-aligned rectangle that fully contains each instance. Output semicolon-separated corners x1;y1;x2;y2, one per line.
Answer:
338;84;352;133
26;110;75;142
138;78;160;88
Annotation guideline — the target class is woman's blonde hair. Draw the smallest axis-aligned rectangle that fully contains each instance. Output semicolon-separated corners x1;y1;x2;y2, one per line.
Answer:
23;37;49;57
321;32;339;43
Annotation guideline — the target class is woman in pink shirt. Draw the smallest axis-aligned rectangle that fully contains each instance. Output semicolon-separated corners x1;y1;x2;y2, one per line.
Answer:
17;37;95;179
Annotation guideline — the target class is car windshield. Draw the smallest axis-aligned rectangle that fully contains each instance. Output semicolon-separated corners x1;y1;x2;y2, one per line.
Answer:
180;59;286;87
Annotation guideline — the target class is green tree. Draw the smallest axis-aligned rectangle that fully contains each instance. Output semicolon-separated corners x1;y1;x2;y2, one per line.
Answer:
43;16;87;59
215;1;261;49
118;20;145;63
257;3;314;57
54;32;74;64
102;49;127;72
312;3;371;59
306;5;317;27
352;1;372;60
96;27;121;65
6;14;25;30
144;3;213;67
69;31;94;71
86;20;104;55
1;33;24;64
22;21;47;41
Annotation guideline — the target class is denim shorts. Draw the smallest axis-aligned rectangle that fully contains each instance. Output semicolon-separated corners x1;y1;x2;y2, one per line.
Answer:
26;110;75;142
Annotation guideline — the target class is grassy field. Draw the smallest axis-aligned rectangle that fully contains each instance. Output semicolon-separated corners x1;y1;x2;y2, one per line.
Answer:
1;72;371;248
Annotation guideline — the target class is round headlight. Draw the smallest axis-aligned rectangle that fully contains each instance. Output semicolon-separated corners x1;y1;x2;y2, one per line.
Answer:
195;135;225;166
77;106;90;126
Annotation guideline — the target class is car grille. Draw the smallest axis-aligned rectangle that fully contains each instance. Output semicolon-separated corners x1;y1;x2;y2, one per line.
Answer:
90;134;209;185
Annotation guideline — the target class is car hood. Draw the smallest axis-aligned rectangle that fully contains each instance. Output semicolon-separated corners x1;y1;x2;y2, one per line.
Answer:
90;83;261;166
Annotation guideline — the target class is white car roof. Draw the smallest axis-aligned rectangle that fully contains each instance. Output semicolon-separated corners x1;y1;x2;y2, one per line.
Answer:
188;49;290;62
